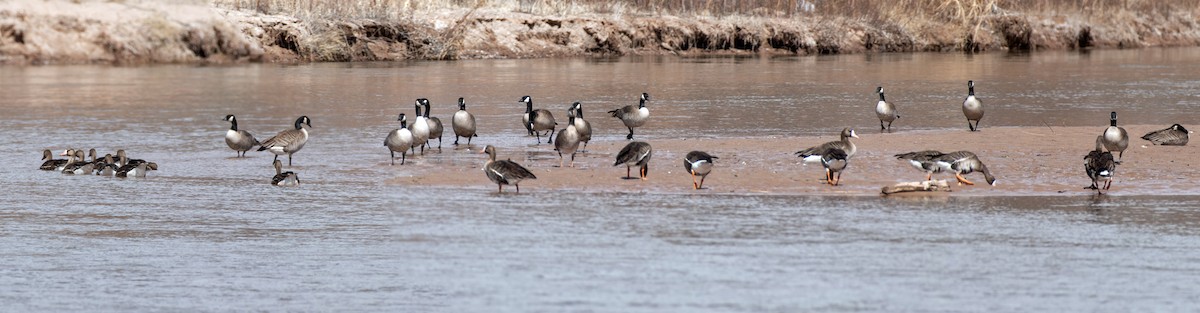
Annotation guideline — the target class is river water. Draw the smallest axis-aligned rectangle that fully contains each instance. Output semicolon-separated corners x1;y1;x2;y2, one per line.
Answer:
3;48;1200;311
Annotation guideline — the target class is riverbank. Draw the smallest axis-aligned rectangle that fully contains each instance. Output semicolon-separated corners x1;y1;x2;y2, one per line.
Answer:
2;0;1199;64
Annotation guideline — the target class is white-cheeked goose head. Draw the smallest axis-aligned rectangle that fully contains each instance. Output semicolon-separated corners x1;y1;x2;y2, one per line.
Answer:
257;116;311;166
608;93;651;140
962;80;985;131
875;86;898;132
452;97;477;146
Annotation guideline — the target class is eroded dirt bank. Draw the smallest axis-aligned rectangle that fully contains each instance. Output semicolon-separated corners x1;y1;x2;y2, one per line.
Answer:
2;1;1200;64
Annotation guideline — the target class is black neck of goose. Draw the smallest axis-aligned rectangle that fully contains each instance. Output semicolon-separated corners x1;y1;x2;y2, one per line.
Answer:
638;98;645;108
526;101;533;113
968;86;974;96
528;111;538;127
1110;117;1117;127
878;92;886;102
424;103;431;118
294;118;304;130
575;107;584;118
415;105;422;117
401;120;407;129
568;115;575;125
459;99;466;111
229;118;238;131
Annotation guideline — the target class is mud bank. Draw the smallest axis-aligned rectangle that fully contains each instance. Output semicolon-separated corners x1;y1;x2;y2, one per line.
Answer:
2;1;1200;64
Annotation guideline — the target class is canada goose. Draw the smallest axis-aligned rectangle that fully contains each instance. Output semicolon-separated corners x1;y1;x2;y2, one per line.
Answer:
894;150;945;180
411;99;430;154
572;102;593;151
481;145;537;193
875;87;899;132
61;149;94;175
519;96;556;144
384;113;414;165
822;148;849;186
614;141;652;180
608;92;651;140
1085;136;1116;193
1101;112;1128;163
422;98;444;151
452;97;478;145
683;151;717;189
40;149;69;171
271;159;300;186
934;151;996;186
116;162;158;178
258;116;311;166
223;114;260;157
1141;124;1189;146
554;108;581;168
795;128;859;163
962;81;984;131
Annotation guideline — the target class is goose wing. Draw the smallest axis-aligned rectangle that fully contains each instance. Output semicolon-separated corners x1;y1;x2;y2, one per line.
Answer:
1141;126;1188;145
614;142;652;166
795;140;848;158
491;160;537;182
258;128;303;150
607;105;636;118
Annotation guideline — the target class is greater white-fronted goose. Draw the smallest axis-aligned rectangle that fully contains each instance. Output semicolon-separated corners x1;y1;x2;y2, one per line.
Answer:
875;87;898;132
1101;112;1128;163
519;96;556;144
1085;136;1116;193
92;154;115;176
271;159;300;186
614;141;652;180
411;99;430;154
384;113;414;165
934;151;996;186
481;145;537;193
115;149;147;167
40;149;69;171
116;162;158;178
1141;124;1189;146
608;92;650;140
894;150;945;180
258;116;311;166
572;102;592;151
452;97;477;146
223;114;260;157
822;148;849;186
683;150;717;189
795;128;859;163
554;108;581;168
421;98;444;151
61;149;94;175
962;80;984;131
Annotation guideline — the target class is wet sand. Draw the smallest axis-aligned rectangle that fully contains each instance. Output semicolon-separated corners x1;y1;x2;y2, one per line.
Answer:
389;125;1197;196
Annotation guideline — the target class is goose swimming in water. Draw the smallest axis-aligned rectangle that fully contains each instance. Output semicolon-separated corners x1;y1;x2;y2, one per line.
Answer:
481;145;537;193
258;116;311;166
608;92;650;140
683;151;717;189
223;114;260;157
40;149;69;171
451;97;477;146
116;162;157;178
614;141;652;180
271;159;300;186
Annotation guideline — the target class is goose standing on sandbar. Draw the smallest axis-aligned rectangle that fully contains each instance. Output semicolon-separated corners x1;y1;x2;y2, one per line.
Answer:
614;141;652;180
422;98;444;151
875;87;899;132
481;145;537;193
894;150;946;180
822;148;849;186
40;149;69;171
258;116;311;166
452;97;477;146
554;107;581;168
1141;124;1190;146
411;99;431;154
223;114;260;157
572;101;592;151
795;128;859;163
609;92;650;140
934;151;996;186
519;96;556;144
1101;111;1128;163
272;159;300;186
1085;136;1116;193
683;151;717;189
385;113;414;165
962;80;985;131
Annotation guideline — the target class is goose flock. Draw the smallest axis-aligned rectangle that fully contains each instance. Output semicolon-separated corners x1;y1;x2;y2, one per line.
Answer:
39;148;158;178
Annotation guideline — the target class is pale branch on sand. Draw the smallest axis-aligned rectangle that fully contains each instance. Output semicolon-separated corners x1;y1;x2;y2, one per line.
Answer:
881;180;952;195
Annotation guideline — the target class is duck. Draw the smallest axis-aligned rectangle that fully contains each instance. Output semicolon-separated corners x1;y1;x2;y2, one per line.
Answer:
795;128;859;164
572;101;593;151
608;92;651;140
481;145;537;193
116;162;158;178
553;108;581;168
822;148;849;186
894;150;946;180
1141;124;1189;146
384;113;414;165
257;116;311;166
614;141;652;180
422;98;444;151
410;99;430;154
875;87;899;132
451;97;478;146
223;114;260;157
934;151;996;186
271;159;300;186
61;149;94;175
1084;136;1116;193
519;96;556;144
1100;111;1128;163
683;151;718;189
962;80;984;131
40;149;70;171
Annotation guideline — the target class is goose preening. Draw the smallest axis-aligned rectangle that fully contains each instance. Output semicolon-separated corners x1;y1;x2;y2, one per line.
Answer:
795;128;859;164
422;98;444;151
258;116;311;166
451;97;478;146
962;80;984;131
1100;111;1128;163
116;162;158;178
223;114;260;157
61;149;94;175
875;87;899;132
553;108;581;168
411;99;430;154
894;150;945;180
384;113;414;165
608;92;650;140
934;151;996;186
481;145;537;193
683;151;717;189
519;96;556;144
614;141;652;180
822;148;849;186
272;159;300;186
40;149;69;171
1141;124;1190;146
1085;136;1116;193
572;101;592;151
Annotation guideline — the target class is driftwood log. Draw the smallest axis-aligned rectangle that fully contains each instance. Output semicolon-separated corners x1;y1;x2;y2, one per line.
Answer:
881;180;952;195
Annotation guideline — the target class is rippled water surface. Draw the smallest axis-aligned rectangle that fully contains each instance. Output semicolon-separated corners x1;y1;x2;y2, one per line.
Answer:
4;48;1200;311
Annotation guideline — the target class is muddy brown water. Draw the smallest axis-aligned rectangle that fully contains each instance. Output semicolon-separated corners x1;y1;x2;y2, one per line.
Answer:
4;48;1200;311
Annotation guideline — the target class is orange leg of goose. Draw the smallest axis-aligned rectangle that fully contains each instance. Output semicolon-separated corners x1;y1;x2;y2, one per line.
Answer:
825;169;833;185
691;171;699;189
926;173;932;181
834;171;842;186
699;176;706;189
955;173;975;186
640;165;648;180
626;166;632;179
